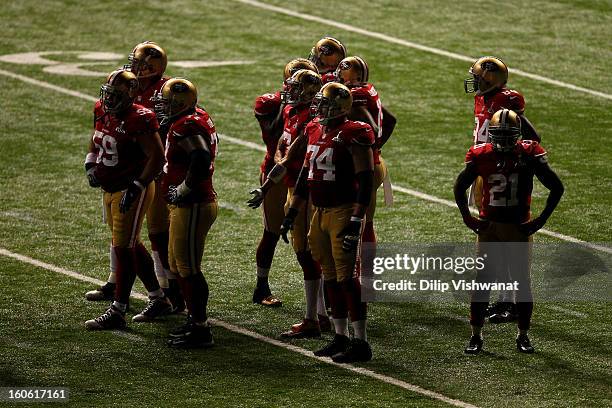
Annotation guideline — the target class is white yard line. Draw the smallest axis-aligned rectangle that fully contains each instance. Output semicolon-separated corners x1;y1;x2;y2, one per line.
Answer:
233;0;612;101
0;67;608;256
0;247;479;408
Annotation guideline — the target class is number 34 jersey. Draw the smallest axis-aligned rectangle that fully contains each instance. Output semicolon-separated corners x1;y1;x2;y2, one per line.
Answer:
304;119;375;208
465;140;547;223
91;101;159;193
473;88;525;144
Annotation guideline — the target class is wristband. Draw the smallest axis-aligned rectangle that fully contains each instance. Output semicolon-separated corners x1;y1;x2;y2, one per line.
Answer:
267;163;287;184
350;216;363;223
85;152;97;165
177;181;191;196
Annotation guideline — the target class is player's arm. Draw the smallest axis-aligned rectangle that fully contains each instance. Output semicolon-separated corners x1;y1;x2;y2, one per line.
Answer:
519;114;540;142
256;103;285;137
340;142;374;252
379;105;397;148
349;105;378;135
520;159;564;235
454;162;488;234
119;130;164;213
85;130;100;187
167;133;212;204
279;164;309;243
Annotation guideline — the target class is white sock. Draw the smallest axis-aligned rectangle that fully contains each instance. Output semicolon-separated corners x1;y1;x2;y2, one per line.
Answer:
108;245;117;284
112;301;127;313
304;279;320;320
148;289;164;298
316;279;327;317
256;266;270;279
333;318;349;337
152;251;169;289
352;319;367;341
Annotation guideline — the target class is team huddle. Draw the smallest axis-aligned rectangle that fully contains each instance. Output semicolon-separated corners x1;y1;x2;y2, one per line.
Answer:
82;38;563;360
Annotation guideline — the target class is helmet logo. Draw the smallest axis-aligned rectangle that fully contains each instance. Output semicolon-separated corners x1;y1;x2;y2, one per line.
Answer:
319;45;333;55
172;82;189;93
482;61;498;72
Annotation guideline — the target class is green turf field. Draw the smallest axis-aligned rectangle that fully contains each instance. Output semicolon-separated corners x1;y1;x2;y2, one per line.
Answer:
0;1;610;407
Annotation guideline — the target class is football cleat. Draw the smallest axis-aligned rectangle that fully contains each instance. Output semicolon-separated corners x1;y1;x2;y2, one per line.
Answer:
313;334;350;357
318;314;332;333
331;338;373;363
167;323;214;348
516;334;535;354
464;335;483;354
487;301;518;324
85;305;126;331
280;319;321;339
132;296;172;322
85;282;115;301
164;280;186;314
252;287;282;308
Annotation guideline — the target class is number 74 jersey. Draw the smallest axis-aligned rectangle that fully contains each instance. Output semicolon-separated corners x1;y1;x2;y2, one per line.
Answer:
465;140;547;223
304;119;375;208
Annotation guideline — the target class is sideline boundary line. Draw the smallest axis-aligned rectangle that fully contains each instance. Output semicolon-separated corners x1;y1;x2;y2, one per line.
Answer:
0;247;479;408
0;67;609;256
233;0;612;101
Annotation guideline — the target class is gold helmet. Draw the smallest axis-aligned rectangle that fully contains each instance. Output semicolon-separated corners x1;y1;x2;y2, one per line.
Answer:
488;109;521;152
282;69;322;106
154;78;197;125
334;56;369;87
125;41;168;80
311;82;353;125
464;56;508;95
100;69;138;114
283;58;318;81
308;37;347;74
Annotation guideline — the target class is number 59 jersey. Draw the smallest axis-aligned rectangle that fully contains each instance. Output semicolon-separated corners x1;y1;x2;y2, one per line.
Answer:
91;101;159;192
304;119;375;208
465;140;547;223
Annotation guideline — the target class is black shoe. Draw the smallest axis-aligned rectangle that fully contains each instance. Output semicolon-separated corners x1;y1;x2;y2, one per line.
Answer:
252;287;282;307
331;338;372;363
132;296;172;322
313;334;350;357
167;323;214;348
164;280;186;314
464;335;483;354
85;305;126;330
85;282;115;301
488;302;517;324
516;334;535;354
169;316;194;338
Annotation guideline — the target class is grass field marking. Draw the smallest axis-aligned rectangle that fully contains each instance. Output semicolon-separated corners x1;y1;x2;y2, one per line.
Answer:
0;247;480;408
233;0;612;101
0;67;609;256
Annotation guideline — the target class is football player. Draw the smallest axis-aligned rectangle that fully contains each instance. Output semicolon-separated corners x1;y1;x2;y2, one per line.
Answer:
84;69;170;330
250;58;319;308
454;109;564;354
464;56;541;322
334;56;397;254
155;78;219;348
249;69;330;338
308;37;346;83
281;82;375;363
85;41;185;313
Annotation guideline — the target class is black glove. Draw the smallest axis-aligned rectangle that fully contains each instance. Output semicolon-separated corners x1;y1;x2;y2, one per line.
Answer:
120;180;145;213
85;163;100;188
247;188;265;209
341;217;363;252
279;208;299;244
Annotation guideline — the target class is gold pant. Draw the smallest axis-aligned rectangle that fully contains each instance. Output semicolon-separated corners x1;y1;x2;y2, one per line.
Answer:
285;187;312;253
145;178;170;235
365;158;387;223
308;205;358;282
103;182;154;248
261;172;288;235
168;201;218;278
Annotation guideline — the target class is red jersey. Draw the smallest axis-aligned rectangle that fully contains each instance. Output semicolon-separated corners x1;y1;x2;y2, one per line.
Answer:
473;87;525;144
304;119;375;207
134;76;170;142
321;72;337;84
162;107;218;204
351;83;382;163
90;101;159;193
254;91;283;174
278;104;311;187
465;140;547;223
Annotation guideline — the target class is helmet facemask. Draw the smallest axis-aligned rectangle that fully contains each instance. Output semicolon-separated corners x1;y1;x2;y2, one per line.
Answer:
154;79;197;125
100;71;137;115
311;83;352;125
488;109;521;152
